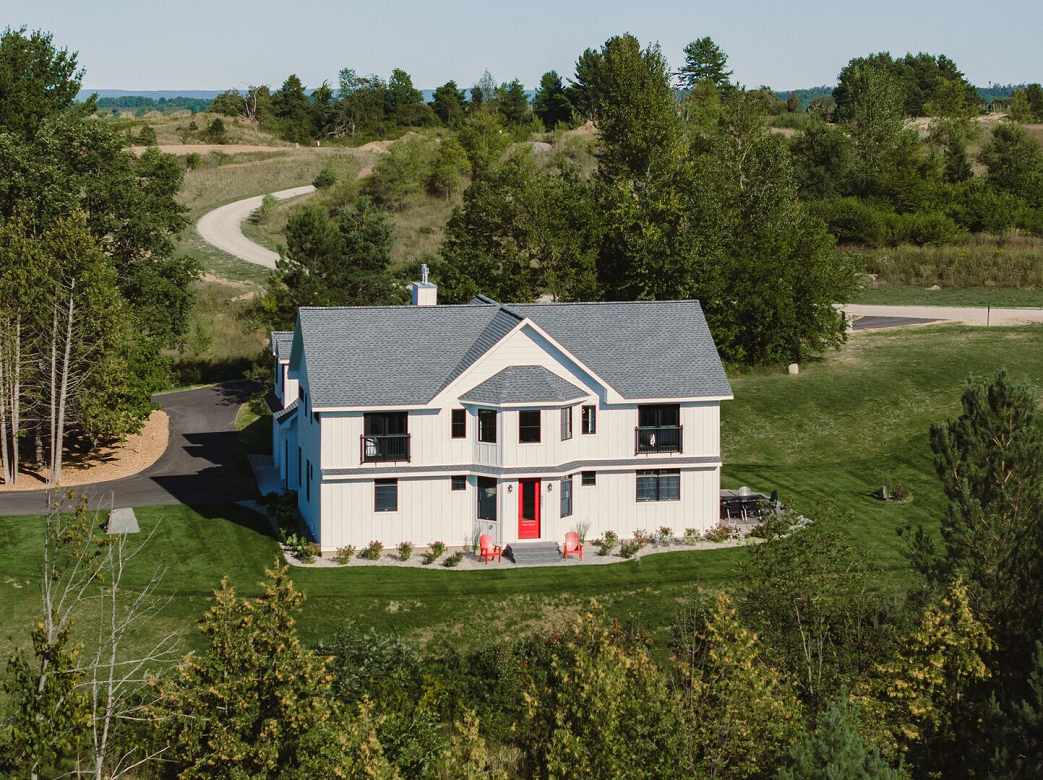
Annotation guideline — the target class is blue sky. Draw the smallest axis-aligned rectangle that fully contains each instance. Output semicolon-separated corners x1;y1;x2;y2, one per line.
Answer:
5;0;1041;92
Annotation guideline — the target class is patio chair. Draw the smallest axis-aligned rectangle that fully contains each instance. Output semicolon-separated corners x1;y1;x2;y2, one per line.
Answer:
479;534;502;565
563;531;583;561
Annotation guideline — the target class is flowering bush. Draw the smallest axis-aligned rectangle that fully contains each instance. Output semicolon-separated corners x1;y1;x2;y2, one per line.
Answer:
599;530;619;556
361;540;383;560
397;541;414;561
335;545;356;564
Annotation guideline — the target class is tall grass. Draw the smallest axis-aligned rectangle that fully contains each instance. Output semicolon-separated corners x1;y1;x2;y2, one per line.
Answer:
854;233;1043;288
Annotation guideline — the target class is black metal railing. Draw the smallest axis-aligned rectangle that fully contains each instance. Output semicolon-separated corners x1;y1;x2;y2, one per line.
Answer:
360;434;411;463
635;425;683;454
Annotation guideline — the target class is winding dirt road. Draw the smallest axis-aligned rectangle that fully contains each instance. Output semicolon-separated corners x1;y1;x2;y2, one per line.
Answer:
196;185;315;269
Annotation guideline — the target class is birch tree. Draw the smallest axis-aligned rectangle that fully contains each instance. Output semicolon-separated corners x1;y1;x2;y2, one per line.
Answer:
2;491;178;779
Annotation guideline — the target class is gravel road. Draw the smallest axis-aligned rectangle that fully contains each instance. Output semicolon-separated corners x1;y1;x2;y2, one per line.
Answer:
195;185;315;268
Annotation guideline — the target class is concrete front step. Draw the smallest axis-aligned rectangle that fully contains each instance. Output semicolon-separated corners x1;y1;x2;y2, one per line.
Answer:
504;541;584;566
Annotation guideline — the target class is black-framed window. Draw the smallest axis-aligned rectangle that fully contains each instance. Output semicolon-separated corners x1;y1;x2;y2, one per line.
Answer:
297;446;301;487
581;471;596;486
451;409;466;439
375;479;398;512
365;412;407;436
561;407;573;441
306;459;311;501
477;477;497;520
638;404;680;428
451;475;467;491
478;409;497;443
582;405;597;434
519;410;541;443
636;470;680;502
561;475;573;517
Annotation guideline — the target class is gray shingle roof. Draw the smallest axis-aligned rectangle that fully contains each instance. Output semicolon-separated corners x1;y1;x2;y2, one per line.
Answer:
273;399;298;425
459;366;589;405
295;299;731;408
510;301;733;400
270;331;294;362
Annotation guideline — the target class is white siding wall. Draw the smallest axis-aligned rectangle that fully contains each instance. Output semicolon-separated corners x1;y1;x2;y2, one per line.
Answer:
294;356;321;539
320;475;480;552
318;467;719;551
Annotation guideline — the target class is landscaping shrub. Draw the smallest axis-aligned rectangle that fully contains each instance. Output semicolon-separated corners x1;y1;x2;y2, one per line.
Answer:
657;526;674;545
361;540;383;560
704;524;732;543
682;528;702;545
422;541;446;565
442;550;464;568
283;532;320;563
397;541;414;561
599;530;618;557
574;521;590;545
335;545;356;565
619;540;641;559
185;152;201;170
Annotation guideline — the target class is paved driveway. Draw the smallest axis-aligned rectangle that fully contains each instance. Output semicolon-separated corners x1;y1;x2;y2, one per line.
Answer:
0;383;260;517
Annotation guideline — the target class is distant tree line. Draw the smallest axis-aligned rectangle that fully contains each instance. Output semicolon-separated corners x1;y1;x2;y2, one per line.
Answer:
95;95;213;113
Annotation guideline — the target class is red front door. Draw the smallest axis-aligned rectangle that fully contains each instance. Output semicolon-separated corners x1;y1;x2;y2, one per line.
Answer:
518;479;541;539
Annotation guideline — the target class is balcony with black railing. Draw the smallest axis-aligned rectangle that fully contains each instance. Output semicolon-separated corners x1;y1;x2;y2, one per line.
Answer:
360;434;411;463
635;425;683;455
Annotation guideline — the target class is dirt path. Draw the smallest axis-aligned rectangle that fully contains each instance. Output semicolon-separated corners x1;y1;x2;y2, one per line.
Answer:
842;303;1043;327
196;185;316;268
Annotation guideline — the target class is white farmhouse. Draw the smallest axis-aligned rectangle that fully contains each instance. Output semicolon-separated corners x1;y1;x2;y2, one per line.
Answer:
269;277;732;554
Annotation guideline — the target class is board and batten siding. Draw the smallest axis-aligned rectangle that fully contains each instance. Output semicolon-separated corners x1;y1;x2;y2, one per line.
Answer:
318;466;719;552
320;475;483;552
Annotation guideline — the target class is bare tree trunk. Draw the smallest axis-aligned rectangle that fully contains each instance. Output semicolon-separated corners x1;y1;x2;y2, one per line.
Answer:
11;317;19;484
50;285;74;486
48;305;57;476
0;324;10;484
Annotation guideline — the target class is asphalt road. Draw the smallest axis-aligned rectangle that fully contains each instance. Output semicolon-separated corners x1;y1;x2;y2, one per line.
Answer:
852;316;940;331
0;383;260;517
195;185;315;268
843;303;1043;327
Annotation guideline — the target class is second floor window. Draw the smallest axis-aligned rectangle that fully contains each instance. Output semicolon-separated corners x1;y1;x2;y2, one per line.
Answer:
561;406;572;441
363;412;409;462
451;409;466;439
582;405;596;434
519;410;541;443
478;409;497;443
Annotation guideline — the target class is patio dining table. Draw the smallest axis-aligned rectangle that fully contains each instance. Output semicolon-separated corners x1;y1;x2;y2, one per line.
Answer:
719;490;769;521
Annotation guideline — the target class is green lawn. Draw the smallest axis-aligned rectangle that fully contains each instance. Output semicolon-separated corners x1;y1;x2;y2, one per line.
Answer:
853;285;1043;308
2;324;1042;658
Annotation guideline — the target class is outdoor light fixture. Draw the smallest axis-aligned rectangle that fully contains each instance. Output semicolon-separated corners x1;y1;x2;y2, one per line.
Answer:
507;484;513;493
547;483;553;492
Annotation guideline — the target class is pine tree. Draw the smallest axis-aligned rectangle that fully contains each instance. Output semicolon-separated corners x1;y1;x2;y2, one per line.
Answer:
150;564;340;778
676;36;733;92
678;593;802;777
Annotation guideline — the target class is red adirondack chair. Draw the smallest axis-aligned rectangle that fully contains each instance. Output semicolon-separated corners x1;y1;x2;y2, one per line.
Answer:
479;534;502;564
563;531;583;561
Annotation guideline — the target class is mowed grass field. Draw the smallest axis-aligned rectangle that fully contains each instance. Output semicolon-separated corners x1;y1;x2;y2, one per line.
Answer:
2;324;1042;661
